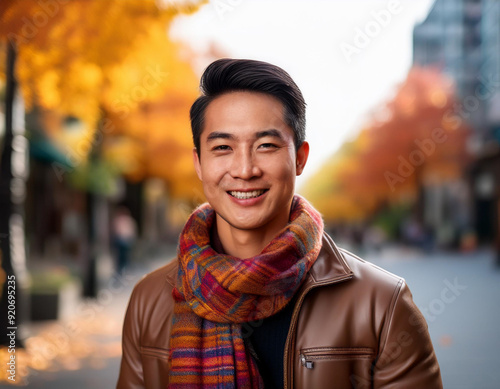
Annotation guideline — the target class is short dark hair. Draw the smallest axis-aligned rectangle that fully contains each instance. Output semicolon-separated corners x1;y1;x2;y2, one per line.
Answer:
190;58;306;156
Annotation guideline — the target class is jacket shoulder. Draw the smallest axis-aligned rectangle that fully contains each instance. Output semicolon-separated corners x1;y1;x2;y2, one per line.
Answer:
338;247;406;292
128;259;178;347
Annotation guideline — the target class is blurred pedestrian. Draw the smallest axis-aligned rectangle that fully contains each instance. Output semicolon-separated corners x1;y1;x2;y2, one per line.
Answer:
112;206;137;275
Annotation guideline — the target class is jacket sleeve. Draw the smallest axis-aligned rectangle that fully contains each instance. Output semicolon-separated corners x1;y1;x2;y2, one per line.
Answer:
116;285;145;389
373;281;443;388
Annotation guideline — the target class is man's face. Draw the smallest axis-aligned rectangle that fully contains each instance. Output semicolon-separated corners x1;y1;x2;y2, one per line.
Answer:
193;91;309;235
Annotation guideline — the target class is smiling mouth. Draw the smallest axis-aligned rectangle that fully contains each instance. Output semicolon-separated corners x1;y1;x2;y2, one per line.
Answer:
228;190;268;200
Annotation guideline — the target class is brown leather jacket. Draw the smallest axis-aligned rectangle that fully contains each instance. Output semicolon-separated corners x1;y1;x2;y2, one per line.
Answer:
117;233;442;388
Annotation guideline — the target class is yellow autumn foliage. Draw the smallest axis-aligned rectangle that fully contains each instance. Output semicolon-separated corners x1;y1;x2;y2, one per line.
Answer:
1;0;206;200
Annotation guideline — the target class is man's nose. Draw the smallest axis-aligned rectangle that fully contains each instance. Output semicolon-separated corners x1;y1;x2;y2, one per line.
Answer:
230;150;262;180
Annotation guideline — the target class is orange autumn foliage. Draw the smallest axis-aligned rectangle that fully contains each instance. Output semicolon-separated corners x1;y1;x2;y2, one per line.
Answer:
304;67;470;222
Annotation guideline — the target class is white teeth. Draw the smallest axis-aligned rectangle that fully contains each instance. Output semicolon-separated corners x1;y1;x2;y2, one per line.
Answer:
229;190;266;200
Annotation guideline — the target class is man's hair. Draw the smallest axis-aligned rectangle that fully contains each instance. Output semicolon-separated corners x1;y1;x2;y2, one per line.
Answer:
190;58;306;155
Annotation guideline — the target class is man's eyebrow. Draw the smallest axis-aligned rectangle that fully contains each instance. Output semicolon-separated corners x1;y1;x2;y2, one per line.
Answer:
206;132;235;142
255;129;284;140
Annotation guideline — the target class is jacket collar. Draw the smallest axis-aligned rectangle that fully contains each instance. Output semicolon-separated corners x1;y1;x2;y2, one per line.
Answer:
306;233;353;286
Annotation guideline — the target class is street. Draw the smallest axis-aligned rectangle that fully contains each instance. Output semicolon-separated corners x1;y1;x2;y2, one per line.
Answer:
8;247;500;389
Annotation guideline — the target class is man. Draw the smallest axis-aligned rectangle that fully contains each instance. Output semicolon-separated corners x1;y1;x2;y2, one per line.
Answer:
117;59;442;389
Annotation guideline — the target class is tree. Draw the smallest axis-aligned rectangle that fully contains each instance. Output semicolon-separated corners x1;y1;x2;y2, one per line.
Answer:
304;67;470;223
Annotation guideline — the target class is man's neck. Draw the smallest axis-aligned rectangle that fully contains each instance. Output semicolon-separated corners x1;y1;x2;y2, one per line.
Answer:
215;215;289;259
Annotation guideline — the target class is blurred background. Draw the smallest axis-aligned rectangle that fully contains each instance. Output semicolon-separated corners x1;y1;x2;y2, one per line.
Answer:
0;0;499;387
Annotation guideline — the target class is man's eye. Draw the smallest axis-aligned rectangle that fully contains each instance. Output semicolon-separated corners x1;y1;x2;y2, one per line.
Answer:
259;143;278;149
213;145;231;151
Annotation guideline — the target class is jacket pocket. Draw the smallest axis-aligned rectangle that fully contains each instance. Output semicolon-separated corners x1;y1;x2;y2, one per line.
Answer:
296;347;375;389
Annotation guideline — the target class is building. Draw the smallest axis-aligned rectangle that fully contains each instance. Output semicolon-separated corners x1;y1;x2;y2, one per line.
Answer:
413;0;500;247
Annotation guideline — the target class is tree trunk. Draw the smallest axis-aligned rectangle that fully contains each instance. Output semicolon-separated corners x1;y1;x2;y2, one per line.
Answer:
0;42;29;347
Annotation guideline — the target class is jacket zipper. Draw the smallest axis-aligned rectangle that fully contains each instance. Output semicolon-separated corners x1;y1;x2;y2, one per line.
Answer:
299;353;314;369
283;274;353;389
299;347;374;370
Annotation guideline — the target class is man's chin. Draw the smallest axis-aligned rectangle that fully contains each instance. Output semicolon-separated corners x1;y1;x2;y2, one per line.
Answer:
214;211;265;231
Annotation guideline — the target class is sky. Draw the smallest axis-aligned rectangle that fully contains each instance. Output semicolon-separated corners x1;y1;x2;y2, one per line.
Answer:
170;0;435;186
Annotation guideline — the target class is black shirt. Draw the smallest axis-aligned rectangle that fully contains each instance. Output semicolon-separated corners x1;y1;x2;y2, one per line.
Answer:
246;298;295;389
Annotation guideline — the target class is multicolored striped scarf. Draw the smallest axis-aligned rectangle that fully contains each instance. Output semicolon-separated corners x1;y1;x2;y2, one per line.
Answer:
168;195;324;388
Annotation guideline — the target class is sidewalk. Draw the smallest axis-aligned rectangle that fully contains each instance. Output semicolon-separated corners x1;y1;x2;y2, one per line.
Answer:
1;245;176;388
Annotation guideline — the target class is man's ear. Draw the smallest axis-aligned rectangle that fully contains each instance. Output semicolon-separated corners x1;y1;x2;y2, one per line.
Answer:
193;148;203;181
296;141;309;176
